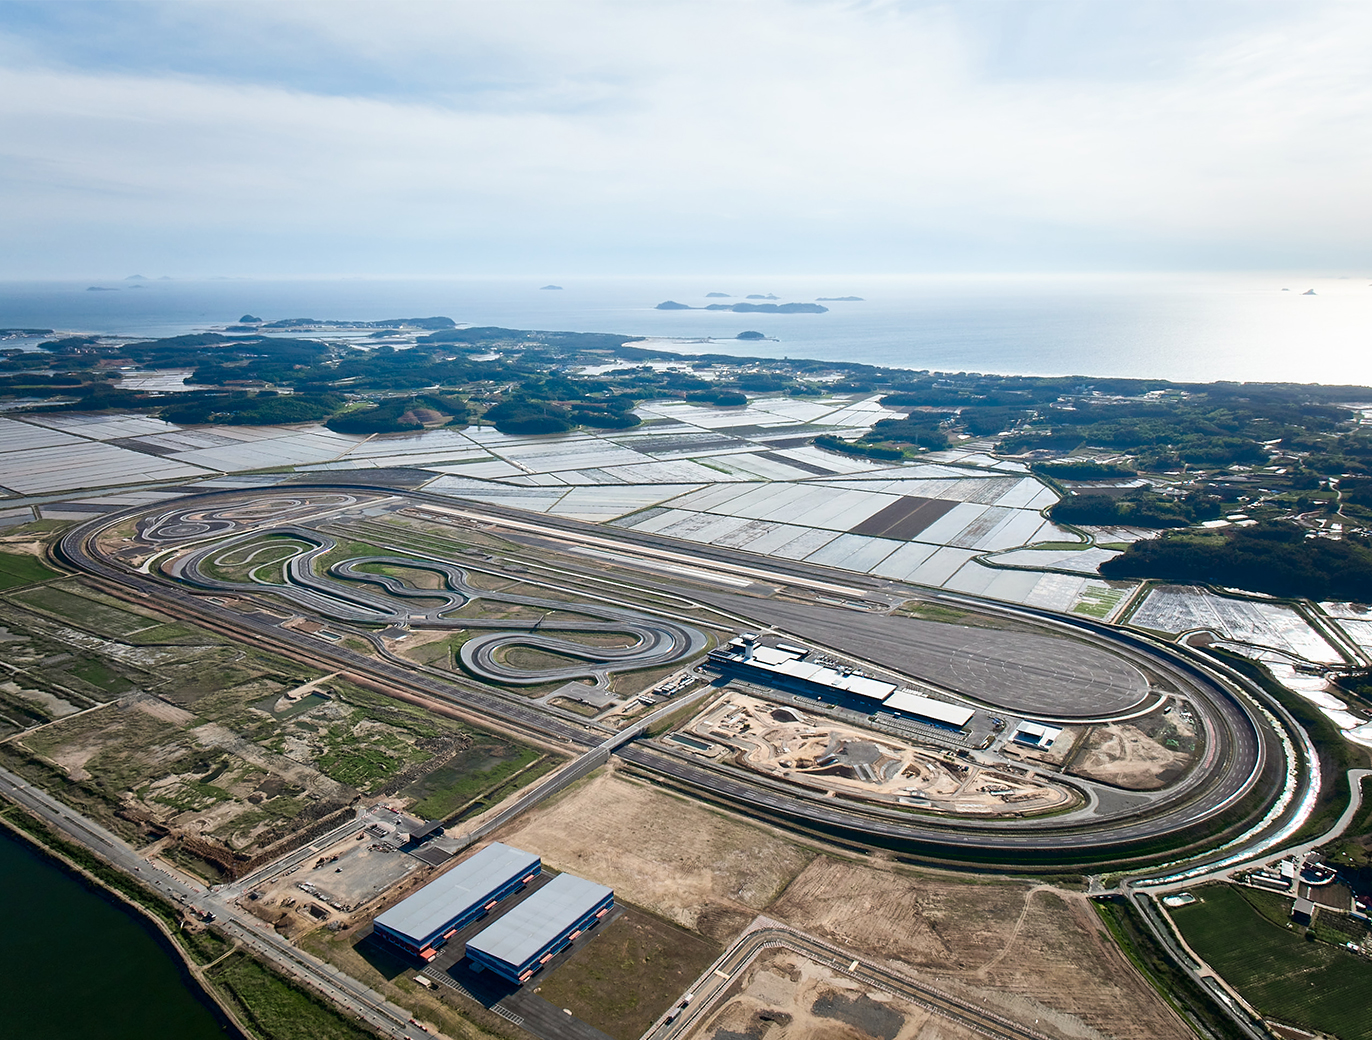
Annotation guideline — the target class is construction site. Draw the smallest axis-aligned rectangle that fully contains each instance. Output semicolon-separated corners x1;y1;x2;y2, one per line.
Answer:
674;692;1077;815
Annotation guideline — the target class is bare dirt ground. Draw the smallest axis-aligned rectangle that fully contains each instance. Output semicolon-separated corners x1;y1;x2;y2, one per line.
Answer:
494;768;815;941
496;771;1187;1040
687;693;1072;814
691;947;983;1040
1070;719;1193;790
768;858;1189;1040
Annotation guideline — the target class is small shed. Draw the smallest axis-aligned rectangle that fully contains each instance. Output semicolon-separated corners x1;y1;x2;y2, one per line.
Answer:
1291;897;1315;926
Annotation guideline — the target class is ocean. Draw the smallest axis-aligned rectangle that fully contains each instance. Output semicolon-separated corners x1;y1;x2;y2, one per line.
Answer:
0;831;230;1039
1;273;1370;385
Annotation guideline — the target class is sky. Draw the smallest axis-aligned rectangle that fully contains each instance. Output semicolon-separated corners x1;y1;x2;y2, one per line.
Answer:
1;0;1370;278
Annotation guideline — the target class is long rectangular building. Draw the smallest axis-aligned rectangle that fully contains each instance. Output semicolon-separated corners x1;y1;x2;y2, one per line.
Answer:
880;690;974;729
466;873;614;984
707;639;975;731
373;842;541;958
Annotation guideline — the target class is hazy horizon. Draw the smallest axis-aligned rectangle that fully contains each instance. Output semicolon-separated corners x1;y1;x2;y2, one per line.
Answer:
2;0;1371;279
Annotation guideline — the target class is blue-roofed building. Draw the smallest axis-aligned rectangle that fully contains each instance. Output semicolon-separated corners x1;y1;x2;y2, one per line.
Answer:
373;842;541;958
465;873;614;983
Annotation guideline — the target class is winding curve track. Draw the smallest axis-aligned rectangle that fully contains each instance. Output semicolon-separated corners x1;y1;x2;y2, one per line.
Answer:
166;525;705;685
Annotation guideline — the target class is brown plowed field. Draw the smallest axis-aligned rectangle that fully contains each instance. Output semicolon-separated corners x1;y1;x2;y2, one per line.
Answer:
769;858;1189;1040
495;769;815;941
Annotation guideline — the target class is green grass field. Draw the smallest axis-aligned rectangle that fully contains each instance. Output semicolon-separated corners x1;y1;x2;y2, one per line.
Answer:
0;551;59;590
1071;584;1127;618
11;583;158;635
1171;885;1372;1040
534;907;719;1040
403;741;551;820
208;953;377;1040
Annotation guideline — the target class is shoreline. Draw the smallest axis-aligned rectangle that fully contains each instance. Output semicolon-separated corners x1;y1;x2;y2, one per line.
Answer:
0;808;252;1040
3;273;1370;384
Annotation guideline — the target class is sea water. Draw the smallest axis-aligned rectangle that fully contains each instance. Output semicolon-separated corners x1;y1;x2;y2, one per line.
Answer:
0;831;230;1039
2;272;1370;385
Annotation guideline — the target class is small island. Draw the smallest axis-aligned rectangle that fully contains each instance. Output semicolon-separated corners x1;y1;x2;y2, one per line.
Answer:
817;296;864;302
656;300;827;314
710;302;827;314
540;284;563;290
736;330;766;340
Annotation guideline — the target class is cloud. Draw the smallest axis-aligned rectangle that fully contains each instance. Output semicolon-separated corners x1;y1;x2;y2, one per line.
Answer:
0;0;1369;275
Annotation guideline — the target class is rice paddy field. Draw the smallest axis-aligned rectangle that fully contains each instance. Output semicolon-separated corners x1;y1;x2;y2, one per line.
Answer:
0;550;59;589
1;394;1134;616
1128;585;1342;663
1169;884;1372;1040
1320;601;1372;657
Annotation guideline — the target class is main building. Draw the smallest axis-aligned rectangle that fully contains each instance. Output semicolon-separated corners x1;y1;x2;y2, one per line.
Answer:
373;842;540;959
708;637;974;730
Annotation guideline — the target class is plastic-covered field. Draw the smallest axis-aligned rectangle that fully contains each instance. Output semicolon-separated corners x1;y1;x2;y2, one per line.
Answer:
12;395;1083;607
1131;586;1341;663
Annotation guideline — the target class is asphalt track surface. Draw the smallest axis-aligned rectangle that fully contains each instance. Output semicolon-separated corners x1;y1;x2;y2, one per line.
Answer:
55;484;1292;863
695;593;1150;719
164;524;705;686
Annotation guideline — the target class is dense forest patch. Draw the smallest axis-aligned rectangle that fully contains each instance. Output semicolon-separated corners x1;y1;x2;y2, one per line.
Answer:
1100;523;1372;600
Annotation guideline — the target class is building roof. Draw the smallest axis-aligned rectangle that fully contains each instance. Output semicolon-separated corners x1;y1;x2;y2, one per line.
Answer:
375;842;539;945
467;873;612;969
839;674;899;700
1012;720;1063;746
775;659;827;681
408;819;445;842
880;691;975;728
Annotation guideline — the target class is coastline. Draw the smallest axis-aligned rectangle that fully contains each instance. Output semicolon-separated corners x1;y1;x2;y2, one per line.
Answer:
0;808;251;1038
3;272;1371;384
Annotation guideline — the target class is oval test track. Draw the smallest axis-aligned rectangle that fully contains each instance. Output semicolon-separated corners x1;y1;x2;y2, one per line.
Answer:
55;485;1295;866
